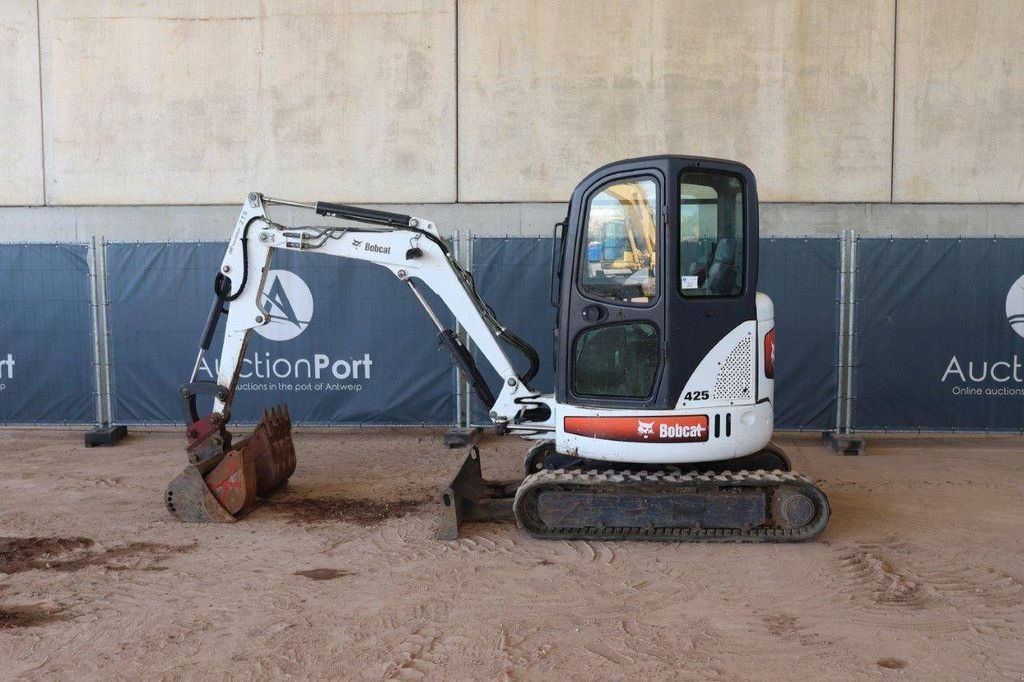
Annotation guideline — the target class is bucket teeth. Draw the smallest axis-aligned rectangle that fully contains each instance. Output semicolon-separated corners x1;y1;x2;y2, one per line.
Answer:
166;404;297;523
233;403;296;499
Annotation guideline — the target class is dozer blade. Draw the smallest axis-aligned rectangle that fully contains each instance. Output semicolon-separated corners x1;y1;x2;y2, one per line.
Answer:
165;405;297;523
437;447;519;540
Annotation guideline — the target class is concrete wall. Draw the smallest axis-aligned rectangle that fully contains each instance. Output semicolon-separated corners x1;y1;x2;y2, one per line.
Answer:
459;0;895;203
894;0;1024;202
37;0;455;205
1;0;1022;239
0;0;43;205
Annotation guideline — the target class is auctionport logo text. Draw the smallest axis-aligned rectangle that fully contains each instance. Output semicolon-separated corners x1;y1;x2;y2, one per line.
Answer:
199;352;373;381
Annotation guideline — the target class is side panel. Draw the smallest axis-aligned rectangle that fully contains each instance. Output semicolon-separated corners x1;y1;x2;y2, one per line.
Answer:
555;401;772;464
674;321;758;410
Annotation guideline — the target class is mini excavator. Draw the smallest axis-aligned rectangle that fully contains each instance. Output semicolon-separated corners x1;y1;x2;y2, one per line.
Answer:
166;156;830;542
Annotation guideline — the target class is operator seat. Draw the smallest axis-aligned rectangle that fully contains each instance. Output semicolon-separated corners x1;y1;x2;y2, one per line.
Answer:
679;239;704;277
707;238;737;294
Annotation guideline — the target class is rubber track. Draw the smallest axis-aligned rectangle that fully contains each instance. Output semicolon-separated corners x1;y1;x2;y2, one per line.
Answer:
512;468;830;543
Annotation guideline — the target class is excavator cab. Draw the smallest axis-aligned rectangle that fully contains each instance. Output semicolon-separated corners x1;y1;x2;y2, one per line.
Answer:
537;156;782;470
555;156;758;412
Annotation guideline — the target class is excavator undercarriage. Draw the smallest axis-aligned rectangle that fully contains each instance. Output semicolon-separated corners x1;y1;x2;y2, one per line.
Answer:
439;442;828;542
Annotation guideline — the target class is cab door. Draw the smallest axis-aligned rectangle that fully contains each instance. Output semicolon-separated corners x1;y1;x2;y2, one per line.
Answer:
559;167;667;409
664;162;759;407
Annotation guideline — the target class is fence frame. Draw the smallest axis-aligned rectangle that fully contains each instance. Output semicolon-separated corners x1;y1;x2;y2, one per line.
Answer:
0;241;97;426
846;234;1024;434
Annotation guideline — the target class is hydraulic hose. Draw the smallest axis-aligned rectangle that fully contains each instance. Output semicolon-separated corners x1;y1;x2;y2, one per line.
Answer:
215;215;263;301
499;326;540;385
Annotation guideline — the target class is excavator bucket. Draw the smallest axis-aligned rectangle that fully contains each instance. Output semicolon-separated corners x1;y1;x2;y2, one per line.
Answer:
165;406;296;523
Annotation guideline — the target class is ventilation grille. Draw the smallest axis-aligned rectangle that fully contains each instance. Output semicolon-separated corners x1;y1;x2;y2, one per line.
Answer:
713;333;753;401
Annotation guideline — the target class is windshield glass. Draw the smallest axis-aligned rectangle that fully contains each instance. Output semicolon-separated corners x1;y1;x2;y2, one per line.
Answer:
579;177;658;305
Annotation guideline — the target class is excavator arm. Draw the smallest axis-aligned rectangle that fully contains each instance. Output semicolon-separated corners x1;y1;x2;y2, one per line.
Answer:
201;193;540;425
167;193;548;523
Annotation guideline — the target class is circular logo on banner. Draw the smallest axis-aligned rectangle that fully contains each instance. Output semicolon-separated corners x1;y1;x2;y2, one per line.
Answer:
255;270;314;341
1006;275;1024;339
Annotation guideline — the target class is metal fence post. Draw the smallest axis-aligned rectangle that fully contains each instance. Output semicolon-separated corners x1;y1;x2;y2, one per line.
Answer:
822;230;864;455
844;234;859;434
83;237;127;446
834;231;848;431
100;238;117;425
87;237;106;426
440;230;483;447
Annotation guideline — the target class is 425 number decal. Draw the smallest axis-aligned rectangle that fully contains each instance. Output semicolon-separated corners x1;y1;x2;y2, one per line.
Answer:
683;390;709;401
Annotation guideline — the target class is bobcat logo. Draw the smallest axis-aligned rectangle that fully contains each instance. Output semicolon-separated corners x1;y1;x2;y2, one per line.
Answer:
352;239;363;248
636;420;655;439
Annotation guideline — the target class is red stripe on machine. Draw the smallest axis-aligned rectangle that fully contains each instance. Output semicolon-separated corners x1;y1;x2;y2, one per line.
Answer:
564;415;710;443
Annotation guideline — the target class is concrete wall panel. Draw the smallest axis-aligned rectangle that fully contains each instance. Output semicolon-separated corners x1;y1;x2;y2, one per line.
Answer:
458;0;895;203
39;0;455;205
0;0;44;205
894;1;1024;202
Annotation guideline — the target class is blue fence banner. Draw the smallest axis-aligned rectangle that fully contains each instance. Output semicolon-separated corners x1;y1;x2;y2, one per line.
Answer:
469;237;557;423
106;242;455;425
759;238;841;430
0;243;95;424
8;236;1022;433
853;238;1024;431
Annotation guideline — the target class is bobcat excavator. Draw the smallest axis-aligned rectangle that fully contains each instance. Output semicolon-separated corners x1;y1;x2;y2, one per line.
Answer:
165;155;830;542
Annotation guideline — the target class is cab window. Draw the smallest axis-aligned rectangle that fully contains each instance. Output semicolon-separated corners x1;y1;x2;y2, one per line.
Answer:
573;322;659;398
579;177;658;305
679;172;744;297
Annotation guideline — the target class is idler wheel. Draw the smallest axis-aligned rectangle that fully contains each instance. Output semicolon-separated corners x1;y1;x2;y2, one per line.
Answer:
773;487;815;528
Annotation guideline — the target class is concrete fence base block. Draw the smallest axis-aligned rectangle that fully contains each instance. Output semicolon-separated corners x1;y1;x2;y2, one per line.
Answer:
84;423;128;447
443;427;482;449
821;430;865;456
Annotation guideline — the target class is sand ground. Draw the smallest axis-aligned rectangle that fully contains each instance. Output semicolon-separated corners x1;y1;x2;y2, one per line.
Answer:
1;428;1023;680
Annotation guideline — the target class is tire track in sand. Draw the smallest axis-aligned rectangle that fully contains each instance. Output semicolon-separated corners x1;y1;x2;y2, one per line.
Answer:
830;539;1024;677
